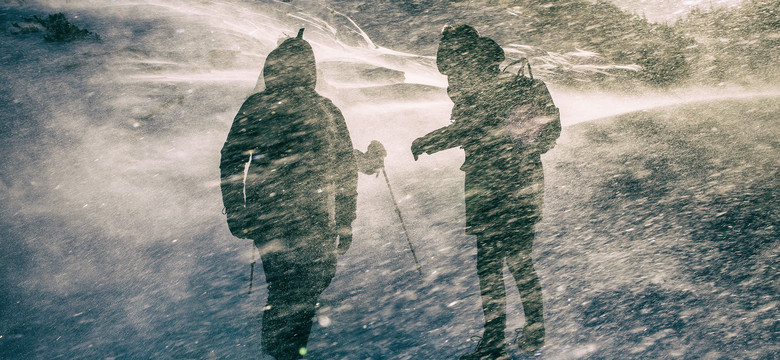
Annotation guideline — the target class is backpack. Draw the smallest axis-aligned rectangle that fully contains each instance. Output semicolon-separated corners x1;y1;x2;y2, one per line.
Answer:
501;58;560;148
221;95;338;239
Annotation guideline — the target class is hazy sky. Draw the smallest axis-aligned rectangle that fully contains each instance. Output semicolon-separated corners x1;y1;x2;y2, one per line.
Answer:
608;0;744;22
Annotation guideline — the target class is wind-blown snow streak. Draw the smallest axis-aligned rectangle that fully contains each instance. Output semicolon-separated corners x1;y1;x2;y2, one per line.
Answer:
107;0;445;88
552;86;780;126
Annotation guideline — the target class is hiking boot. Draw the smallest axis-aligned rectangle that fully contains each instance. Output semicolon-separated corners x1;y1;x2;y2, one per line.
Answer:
459;337;509;360
514;322;545;353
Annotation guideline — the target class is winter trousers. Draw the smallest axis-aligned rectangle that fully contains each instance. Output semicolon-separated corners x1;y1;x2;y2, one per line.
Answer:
475;228;544;349
259;245;337;360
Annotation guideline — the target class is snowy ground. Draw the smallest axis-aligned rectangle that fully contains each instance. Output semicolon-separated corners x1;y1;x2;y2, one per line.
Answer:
1;1;777;359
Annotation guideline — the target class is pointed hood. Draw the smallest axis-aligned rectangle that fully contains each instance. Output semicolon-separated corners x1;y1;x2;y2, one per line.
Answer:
262;29;317;91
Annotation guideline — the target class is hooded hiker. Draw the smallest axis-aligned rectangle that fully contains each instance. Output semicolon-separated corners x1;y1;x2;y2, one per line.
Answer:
220;29;382;360
411;25;560;359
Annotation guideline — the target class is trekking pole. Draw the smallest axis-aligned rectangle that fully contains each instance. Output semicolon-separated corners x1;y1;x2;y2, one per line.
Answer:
248;245;257;295
380;167;423;278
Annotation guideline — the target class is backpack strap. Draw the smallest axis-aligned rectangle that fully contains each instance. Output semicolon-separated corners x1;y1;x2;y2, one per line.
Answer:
502;57;533;80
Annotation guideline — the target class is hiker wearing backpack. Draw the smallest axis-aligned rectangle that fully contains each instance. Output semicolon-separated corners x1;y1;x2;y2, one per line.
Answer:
220;29;383;360
411;25;561;359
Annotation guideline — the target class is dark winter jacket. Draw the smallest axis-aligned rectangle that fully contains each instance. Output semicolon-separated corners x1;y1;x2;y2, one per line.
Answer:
415;72;560;235
220;36;358;243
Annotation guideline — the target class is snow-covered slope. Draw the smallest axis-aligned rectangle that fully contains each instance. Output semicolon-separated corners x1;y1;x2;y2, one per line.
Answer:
0;1;778;359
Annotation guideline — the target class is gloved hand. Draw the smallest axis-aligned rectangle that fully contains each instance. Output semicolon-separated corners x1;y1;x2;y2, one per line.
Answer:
411;137;426;161
356;140;387;175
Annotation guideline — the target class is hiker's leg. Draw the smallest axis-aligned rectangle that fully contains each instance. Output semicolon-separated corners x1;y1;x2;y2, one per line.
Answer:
260;235;338;360
260;252;296;359
475;234;507;349
260;252;314;360
505;229;545;351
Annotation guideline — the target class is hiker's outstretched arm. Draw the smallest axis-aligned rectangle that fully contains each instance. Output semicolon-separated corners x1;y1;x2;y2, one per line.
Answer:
412;124;463;159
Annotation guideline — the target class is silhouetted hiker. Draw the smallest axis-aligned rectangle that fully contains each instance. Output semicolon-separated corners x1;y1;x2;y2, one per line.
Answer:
411;25;560;359
220;29;383;360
